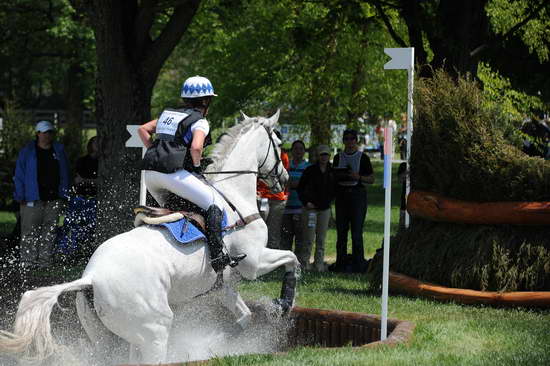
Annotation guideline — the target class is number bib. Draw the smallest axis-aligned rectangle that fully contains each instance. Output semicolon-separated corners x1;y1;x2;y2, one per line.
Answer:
155;110;189;136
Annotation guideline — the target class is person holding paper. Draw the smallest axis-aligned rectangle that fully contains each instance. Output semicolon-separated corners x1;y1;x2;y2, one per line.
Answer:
330;129;374;273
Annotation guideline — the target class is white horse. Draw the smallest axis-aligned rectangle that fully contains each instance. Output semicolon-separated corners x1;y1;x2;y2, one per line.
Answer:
0;111;299;364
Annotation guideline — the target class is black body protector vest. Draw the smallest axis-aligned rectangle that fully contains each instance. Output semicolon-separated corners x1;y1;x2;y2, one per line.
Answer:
141;108;211;173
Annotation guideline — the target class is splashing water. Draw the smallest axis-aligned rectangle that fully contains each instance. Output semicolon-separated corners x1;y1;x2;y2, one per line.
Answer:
0;265;293;366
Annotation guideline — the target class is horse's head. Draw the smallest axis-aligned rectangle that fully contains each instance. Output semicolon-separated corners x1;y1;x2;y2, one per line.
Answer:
241;110;289;193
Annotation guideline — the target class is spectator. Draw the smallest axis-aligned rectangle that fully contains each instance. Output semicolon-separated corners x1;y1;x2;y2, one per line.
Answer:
375;119;384;159
297;144;335;271
398;113;408;160
280;140;310;258
257;142;290;249
13;121;70;269
397;162;408;228
74;136;98;197
330;129;374;273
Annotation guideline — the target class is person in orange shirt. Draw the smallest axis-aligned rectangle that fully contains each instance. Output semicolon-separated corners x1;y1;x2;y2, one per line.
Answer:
257;138;289;249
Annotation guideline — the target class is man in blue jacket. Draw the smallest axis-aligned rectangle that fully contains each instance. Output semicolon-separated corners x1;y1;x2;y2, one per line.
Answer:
14;120;70;269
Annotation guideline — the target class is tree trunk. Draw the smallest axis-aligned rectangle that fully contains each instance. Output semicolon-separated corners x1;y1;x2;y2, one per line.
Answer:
399;0;429;75
308;27;338;147
80;0;201;243
62;62;86;164
430;0;489;76
399;0;489;77
92;3;150;242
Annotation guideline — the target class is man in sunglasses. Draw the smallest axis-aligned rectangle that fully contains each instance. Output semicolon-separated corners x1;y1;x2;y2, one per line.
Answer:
330;129;374;273
14;120;70;270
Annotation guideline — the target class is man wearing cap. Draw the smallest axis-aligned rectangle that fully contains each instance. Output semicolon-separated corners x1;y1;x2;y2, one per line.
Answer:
296;144;335;271
331;129;374;273
14;120;70;269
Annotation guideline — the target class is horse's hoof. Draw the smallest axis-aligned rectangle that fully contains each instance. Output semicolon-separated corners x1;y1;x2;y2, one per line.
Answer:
236;312;252;329
229;253;247;267
272;298;293;315
227;322;245;337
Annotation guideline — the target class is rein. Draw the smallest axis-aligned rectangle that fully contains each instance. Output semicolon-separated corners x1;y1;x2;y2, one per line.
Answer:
200;125;285;229
203;170;257;175
202;125;285;192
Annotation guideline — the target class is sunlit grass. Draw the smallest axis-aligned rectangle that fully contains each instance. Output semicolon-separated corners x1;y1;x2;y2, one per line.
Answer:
234;269;550;366
0;211;16;237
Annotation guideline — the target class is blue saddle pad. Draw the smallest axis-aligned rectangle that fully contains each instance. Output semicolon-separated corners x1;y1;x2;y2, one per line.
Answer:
158;211;228;244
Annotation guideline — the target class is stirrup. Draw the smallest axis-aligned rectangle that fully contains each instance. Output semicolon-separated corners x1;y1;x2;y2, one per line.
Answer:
211;253;247;272
229;253;247;267
211;253;231;272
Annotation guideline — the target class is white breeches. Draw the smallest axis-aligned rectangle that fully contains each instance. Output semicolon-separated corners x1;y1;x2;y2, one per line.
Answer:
144;170;222;210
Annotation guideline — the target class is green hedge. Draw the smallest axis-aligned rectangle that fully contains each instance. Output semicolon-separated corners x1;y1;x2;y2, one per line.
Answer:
370;70;550;292
371;219;550;291
411;70;550;202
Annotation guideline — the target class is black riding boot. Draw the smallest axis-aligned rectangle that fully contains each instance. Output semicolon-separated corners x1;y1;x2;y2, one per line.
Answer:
205;205;246;272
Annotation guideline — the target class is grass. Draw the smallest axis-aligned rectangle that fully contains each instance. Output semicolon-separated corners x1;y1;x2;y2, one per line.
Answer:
227;160;550;365
0;211;16;237
234;270;550;365
1;160;548;365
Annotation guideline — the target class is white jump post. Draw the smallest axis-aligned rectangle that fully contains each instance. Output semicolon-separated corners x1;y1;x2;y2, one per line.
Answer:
381;47;414;340
126;125;147;206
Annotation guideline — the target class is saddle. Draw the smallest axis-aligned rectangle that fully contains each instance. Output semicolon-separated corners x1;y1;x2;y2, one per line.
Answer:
133;205;206;232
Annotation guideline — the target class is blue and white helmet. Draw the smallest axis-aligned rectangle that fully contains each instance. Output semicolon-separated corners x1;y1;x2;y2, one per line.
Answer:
180;75;217;98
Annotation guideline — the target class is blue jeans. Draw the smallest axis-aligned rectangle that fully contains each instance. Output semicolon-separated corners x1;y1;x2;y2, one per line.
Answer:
335;186;367;268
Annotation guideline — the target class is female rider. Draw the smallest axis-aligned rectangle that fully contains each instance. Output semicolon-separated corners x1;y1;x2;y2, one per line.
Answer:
138;75;245;273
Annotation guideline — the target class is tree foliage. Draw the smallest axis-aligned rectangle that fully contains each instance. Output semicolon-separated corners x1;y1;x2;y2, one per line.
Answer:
0;0;95;109
1;0;548;244
376;0;550;107
153;0;407;145
487;0;550;63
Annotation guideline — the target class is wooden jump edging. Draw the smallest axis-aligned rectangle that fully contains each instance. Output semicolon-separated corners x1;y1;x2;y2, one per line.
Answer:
120;303;415;366
407;190;550;225
390;271;550;308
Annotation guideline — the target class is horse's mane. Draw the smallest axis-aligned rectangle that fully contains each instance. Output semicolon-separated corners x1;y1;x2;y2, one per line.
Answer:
207;117;262;172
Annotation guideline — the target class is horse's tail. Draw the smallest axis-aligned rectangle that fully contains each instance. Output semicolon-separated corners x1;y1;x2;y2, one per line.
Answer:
0;276;92;361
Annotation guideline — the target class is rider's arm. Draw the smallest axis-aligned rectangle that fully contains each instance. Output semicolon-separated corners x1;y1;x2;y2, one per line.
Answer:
138;119;157;148
190;130;206;168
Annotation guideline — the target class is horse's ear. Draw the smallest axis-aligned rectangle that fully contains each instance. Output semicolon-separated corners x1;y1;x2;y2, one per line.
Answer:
268;109;281;126
240;110;251;121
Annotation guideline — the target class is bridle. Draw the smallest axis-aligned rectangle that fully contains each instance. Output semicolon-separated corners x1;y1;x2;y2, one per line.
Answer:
256;126;286;191
202;125;286;191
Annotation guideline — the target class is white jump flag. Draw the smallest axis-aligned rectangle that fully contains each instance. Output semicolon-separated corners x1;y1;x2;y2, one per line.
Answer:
126;125;147;206
381;47;414;341
384;47;414;228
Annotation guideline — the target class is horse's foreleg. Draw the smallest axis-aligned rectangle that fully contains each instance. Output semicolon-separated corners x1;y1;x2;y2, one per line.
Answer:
241;248;299;313
140;327;170;364
129;344;140;364
219;270;251;330
221;284;252;330
252;248;299;277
